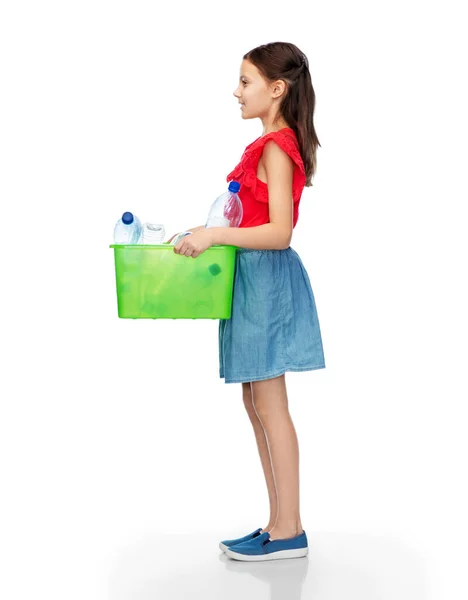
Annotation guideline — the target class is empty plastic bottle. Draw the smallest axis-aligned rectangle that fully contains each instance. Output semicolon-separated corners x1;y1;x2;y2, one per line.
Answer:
205;181;243;228
170;231;193;245
113;212;142;244
141;223;166;244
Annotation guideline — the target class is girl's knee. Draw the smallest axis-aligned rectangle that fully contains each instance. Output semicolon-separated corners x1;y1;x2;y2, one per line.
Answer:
242;382;254;409
242;381;252;399
251;375;287;414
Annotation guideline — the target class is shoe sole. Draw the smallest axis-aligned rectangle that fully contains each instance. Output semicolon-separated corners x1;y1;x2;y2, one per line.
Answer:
225;546;308;561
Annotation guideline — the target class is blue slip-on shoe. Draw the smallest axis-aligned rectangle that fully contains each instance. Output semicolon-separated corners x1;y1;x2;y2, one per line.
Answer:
219;527;264;552
225;530;308;561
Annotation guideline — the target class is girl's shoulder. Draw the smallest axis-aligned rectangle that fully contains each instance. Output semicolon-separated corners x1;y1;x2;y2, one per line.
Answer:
247;127;297;148
244;128;304;174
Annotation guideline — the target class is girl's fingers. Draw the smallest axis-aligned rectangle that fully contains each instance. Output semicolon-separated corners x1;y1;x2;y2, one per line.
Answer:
174;242;198;257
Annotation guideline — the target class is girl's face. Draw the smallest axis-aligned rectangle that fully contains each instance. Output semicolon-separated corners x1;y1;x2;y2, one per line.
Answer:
233;59;280;120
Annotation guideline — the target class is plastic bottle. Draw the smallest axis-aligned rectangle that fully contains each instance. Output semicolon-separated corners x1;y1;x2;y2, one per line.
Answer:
113;212;142;244
170;231;193;245
141;223;166;244
205;181;243;228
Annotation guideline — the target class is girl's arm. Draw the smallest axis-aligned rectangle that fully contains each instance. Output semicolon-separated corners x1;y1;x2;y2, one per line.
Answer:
210;141;294;250
210;222;290;250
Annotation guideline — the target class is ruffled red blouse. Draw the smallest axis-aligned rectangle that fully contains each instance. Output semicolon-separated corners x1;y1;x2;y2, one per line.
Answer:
226;127;306;229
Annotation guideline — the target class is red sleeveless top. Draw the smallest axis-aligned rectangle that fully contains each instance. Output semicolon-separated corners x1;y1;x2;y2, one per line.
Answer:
226;127;306;229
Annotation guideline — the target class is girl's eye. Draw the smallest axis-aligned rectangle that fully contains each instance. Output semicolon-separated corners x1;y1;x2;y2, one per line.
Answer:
242;81;247;86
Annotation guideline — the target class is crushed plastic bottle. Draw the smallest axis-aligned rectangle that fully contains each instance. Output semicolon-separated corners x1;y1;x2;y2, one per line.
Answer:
141;223;166;244
170;231;193;245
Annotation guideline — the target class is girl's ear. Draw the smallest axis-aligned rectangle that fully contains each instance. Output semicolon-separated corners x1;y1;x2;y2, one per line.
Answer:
271;79;287;99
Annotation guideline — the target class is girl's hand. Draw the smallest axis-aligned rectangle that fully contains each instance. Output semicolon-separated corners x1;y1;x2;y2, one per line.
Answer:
174;228;215;258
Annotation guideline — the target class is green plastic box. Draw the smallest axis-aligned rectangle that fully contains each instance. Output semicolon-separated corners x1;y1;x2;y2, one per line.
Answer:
110;244;238;319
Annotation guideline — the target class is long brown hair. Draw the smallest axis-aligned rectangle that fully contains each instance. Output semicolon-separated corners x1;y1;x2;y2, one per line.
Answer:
244;42;320;187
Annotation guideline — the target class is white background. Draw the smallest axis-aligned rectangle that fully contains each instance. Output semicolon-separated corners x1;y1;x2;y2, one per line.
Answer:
1;1;467;599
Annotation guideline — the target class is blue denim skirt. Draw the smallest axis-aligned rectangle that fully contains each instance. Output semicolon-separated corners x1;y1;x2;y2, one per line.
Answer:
218;247;326;384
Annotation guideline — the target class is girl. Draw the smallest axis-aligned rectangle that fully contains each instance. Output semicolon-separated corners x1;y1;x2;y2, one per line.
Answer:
173;42;326;562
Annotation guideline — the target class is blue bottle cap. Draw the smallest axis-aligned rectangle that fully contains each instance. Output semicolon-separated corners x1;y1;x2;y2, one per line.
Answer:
228;181;240;193
122;212;134;225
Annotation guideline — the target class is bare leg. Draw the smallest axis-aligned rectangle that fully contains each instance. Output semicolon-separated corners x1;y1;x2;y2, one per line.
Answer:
242;382;278;532
251;374;303;540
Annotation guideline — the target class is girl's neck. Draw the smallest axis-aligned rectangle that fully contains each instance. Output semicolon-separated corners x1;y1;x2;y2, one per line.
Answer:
260;106;291;135
262;121;292;136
